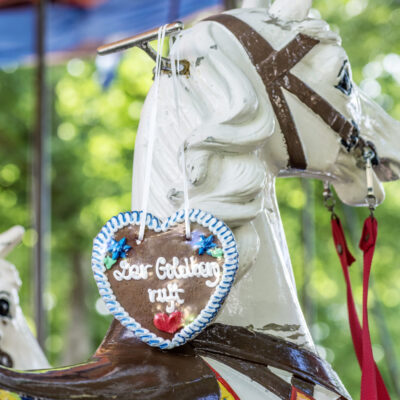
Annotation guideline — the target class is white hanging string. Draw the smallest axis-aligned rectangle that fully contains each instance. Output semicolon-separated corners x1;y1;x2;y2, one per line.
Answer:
170;35;191;239
138;25;167;242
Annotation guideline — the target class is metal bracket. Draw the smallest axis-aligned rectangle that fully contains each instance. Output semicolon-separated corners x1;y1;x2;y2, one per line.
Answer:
323;181;336;216
97;22;190;76
364;148;377;214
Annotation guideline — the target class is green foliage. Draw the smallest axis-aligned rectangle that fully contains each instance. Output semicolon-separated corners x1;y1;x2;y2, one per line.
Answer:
47;49;154;355
0;1;399;397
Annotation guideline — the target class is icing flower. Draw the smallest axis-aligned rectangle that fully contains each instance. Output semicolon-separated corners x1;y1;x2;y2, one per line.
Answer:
195;234;217;255
108;237;132;260
207;247;224;259
189;230;203;247
153;311;184;334
104;256;117;270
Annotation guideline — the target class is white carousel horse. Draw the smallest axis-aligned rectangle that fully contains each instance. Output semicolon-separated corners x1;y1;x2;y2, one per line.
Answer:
130;0;400;398
0;226;50;370
0;0;398;399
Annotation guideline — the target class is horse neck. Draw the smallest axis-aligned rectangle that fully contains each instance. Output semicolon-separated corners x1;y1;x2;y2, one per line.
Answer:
1;307;50;370
216;173;316;352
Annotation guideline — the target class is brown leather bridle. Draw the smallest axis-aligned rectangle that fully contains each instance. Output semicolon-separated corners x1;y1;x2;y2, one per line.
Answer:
205;14;378;171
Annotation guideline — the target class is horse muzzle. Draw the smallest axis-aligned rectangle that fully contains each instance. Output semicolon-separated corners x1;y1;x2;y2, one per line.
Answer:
373;158;400;182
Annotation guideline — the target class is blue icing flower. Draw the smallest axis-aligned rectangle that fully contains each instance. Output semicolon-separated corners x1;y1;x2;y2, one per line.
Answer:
195;234;217;255
108;237;132;260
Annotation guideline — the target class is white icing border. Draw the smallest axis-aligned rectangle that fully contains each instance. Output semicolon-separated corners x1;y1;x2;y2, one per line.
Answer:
91;209;239;349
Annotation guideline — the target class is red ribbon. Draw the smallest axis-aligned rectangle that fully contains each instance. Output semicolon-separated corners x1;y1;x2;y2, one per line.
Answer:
331;215;390;399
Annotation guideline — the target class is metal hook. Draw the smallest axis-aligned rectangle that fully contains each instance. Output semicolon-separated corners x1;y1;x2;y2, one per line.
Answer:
97;22;190;76
363;147;377;216
323;181;336;217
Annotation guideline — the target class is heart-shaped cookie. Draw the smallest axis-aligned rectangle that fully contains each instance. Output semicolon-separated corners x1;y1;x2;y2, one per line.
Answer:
92;209;239;349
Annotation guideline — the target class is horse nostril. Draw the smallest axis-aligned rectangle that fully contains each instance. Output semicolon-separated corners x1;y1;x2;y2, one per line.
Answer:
373;158;400;182
0;349;13;368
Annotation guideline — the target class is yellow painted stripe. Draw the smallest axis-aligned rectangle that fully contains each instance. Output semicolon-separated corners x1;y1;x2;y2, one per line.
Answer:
218;381;236;400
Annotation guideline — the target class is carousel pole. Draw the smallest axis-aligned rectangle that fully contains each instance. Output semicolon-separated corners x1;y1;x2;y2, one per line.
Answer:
224;0;237;9
33;0;49;349
301;179;316;325
168;0;180;21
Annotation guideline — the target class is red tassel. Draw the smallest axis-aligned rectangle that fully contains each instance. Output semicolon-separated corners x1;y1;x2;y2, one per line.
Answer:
331;215;390;400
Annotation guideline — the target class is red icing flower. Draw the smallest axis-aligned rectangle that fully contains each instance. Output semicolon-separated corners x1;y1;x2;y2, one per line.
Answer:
153;311;184;334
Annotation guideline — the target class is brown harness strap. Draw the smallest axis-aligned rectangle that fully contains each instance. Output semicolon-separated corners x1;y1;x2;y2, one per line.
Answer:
282;73;355;140
268;84;308;169
192;323;350;399
204;13;359;171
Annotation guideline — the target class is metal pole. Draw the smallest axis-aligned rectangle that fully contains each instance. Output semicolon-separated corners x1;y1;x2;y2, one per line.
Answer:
33;0;48;349
168;0;181;22
224;0;238;10
301;179;316;325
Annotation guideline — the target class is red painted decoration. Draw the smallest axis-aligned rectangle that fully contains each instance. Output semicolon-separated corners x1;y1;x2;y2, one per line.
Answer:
206;362;240;400
153;311;184;334
290;387;315;400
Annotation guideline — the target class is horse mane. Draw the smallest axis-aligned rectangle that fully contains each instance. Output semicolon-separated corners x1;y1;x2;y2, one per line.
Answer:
172;9;342;223
136;18;275;225
167;18;277;226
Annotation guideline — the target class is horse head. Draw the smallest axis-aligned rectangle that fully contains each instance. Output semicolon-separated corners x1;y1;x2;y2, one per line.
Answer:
0;226;50;370
131;0;399;286
263;0;400;205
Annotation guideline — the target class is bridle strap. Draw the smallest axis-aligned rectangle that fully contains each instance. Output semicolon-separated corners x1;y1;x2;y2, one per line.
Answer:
281;73;355;140
204;14;358;170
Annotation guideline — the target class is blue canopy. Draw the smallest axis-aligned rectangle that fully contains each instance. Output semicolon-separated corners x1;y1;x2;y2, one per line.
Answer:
0;0;222;66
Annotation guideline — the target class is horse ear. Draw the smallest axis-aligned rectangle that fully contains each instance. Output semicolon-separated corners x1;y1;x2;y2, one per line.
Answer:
0;226;25;258
269;0;312;21
241;0;271;7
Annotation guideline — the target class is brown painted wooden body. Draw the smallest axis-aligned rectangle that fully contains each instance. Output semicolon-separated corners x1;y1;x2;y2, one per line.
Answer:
0;321;349;399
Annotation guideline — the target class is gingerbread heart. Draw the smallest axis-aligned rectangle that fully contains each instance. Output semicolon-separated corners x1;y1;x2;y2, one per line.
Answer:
92;209;239;349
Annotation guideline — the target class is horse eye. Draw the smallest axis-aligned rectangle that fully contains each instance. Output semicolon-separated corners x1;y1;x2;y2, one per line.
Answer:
0;299;10;317
335;66;353;96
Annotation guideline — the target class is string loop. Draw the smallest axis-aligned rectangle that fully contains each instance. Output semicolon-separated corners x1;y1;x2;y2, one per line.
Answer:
138;25;167;242
137;26;191;242
170;34;191;240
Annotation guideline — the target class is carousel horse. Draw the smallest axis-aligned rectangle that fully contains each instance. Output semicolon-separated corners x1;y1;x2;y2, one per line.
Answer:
0;226;50;371
0;0;399;399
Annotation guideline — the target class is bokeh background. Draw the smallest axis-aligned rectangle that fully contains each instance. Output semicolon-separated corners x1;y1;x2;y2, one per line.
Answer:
0;0;399;397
